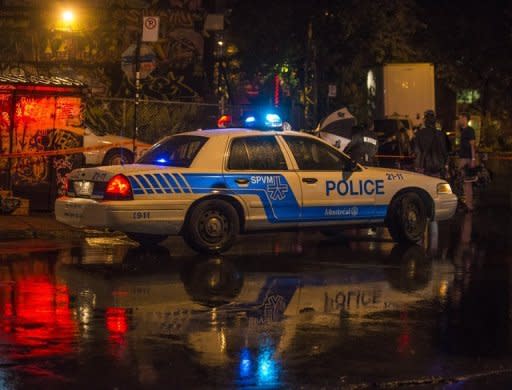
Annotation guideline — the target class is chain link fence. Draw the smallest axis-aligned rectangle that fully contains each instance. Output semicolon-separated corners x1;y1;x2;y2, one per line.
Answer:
85;97;307;144
85;97;224;144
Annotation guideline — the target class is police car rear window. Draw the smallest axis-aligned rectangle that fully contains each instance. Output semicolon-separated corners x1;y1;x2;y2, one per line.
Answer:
138;135;207;167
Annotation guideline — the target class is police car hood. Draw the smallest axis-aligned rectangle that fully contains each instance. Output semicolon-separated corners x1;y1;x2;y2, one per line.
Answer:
68;164;184;182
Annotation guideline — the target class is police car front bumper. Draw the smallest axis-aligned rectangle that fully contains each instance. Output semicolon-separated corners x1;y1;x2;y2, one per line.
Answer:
55;197;187;235
434;193;458;221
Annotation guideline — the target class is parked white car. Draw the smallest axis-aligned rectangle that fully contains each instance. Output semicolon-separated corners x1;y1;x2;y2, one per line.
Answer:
83;127;151;166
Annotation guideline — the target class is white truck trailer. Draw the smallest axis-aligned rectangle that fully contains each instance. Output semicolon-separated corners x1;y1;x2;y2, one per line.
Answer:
368;63;435;127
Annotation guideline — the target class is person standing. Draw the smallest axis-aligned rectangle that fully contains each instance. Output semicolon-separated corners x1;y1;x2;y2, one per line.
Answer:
458;113;477;211
344;124;378;166
414;110;448;178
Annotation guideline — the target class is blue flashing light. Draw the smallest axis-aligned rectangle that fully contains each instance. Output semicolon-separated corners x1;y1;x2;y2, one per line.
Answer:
156;158;168;164
264;113;282;128
245;116;256;125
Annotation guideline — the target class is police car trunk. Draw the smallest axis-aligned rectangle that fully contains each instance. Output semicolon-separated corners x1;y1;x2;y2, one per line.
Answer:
56;164;193;235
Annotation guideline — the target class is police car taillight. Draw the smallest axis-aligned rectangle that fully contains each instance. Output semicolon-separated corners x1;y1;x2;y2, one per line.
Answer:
104;174;133;200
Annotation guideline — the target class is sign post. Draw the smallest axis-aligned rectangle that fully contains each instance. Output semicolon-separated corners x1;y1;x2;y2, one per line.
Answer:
121;16;159;155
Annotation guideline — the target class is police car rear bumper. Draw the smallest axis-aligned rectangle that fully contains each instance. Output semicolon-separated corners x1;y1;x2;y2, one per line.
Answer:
55;197;187;235
434;193;458;221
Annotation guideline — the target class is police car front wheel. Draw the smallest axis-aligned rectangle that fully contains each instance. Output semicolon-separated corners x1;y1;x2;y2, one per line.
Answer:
183;199;240;254
386;192;427;244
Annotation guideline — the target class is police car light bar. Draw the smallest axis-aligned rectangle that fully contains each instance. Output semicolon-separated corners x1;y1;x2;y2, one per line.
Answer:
245;116;256;124
264;113;282;128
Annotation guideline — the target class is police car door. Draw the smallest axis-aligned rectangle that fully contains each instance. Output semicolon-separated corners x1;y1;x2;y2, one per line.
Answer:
224;135;302;226
282;135;380;223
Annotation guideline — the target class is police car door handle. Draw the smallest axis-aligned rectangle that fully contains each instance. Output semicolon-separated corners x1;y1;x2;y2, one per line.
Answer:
302;177;318;184
235;178;249;185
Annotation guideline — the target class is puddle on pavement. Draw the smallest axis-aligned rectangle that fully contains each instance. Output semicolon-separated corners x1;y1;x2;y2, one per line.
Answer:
0;212;511;388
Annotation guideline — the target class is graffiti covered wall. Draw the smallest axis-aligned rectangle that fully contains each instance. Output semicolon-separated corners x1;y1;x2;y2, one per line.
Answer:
0;87;84;209
0;1;206;102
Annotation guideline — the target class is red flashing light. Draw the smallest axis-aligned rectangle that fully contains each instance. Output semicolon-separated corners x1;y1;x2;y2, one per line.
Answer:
104;174;133;200
217;114;232;128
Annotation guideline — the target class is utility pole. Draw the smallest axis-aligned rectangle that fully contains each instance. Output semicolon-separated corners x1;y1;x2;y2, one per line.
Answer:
304;21;318;129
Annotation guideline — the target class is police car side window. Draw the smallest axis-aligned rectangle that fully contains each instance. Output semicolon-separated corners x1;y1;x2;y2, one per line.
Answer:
284;136;347;171
228;136;287;170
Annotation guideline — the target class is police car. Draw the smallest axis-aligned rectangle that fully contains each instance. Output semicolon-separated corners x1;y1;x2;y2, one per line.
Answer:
55;126;457;253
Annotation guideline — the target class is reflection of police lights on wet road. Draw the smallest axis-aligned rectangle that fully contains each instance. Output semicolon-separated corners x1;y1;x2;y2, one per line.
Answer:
238;344;280;386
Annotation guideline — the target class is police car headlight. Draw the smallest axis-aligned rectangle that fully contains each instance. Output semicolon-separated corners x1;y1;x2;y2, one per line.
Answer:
437;183;452;194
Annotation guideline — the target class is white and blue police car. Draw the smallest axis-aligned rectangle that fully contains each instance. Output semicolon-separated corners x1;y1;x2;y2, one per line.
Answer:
55;124;457;253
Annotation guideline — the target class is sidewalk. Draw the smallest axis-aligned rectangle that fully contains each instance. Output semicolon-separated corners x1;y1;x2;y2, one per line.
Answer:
0;212;122;241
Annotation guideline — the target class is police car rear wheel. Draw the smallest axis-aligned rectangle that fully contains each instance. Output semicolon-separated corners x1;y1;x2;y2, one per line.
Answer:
387;192;427;243
125;232;168;246
184;200;239;254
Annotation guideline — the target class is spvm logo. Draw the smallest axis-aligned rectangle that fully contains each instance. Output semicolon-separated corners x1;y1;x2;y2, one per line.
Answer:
266;176;289;201
250;175;289;201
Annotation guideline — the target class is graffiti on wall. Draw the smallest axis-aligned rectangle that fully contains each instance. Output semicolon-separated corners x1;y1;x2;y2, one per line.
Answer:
0;1;205;102
0;93;82;198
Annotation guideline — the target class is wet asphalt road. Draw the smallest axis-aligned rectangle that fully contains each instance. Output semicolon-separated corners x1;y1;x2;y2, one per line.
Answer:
1;165;512;389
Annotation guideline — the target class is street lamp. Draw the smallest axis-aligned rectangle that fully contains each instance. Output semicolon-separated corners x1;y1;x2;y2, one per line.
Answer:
62;10;74;25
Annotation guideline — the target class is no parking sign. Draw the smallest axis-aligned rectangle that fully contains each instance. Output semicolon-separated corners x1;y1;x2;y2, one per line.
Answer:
142;16;160;42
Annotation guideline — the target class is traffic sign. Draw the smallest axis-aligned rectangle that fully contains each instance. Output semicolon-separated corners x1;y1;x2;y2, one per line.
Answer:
142;16;160;42
121;43;157;80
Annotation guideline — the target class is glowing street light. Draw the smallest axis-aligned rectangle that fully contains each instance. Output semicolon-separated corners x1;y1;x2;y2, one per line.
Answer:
62;10;74;23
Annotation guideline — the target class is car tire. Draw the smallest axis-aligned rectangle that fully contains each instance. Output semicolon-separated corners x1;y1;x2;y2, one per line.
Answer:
386;192;427;244
183;199;239;254
103;149;134;165
125;232;168;246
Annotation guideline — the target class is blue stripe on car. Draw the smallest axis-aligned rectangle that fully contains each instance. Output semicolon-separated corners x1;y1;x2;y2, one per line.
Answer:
145;174;163;194
174;174;190;193
154;173;172;193
128;176;145;195
135;175;154;194
164;173;181;193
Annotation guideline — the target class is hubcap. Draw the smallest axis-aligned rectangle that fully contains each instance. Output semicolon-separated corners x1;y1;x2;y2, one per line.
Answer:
205;216;223;237
199;210;228;244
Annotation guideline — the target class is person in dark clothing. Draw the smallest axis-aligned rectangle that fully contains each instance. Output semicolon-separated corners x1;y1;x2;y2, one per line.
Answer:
458;112;477;211
344;124;378;166
414;110;448;177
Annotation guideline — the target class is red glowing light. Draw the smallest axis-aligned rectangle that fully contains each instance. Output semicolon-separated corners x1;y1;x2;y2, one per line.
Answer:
106;307;128;335
0;276;75;359
217;114;232;128
274;74;280;107
104;174;133;200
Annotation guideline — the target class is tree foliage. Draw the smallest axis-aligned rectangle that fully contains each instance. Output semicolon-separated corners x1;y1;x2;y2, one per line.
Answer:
228;0;512;132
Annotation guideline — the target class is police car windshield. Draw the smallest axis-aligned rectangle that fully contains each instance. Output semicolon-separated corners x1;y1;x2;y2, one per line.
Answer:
138;135;208;167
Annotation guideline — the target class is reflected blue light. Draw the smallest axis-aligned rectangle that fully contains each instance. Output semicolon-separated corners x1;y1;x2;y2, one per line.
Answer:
245;116;256;124
239;348;252;378
264;113;282;128
257;347;279;386
156;158;168;164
